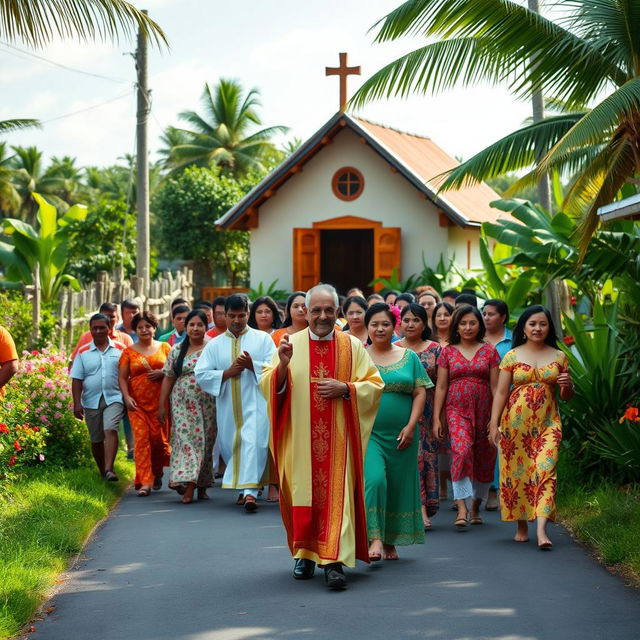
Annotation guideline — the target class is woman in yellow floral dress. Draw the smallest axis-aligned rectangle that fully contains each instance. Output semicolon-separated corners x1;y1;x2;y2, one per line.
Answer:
489;305;574;549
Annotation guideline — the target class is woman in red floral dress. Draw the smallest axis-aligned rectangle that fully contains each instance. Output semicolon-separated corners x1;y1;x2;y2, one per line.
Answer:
433;305;500;528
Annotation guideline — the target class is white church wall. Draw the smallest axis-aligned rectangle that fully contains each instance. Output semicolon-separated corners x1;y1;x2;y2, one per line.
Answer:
448;226;482;272
250;127;450;290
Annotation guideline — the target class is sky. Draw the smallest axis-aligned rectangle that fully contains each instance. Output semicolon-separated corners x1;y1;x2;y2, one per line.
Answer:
0;0;536;168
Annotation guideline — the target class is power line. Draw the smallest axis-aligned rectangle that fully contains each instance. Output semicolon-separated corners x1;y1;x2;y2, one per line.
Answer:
39;91;134;124
0;39;130;84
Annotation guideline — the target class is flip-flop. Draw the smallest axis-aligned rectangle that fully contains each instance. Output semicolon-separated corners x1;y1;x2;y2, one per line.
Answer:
368;553;382;562
137;488;151;497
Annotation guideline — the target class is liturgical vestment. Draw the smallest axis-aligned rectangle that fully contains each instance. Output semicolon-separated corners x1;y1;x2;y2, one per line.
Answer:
195;327;275;490
261;329;383;567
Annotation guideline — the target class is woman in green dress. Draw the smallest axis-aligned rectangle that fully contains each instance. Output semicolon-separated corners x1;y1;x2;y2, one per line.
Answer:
364;302;430;561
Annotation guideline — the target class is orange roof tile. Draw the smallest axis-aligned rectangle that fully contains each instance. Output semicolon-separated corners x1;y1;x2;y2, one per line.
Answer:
354;118;507;225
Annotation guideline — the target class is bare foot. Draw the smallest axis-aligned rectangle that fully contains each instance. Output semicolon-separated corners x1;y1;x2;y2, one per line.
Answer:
197;488;209;500
514;520;529;542
383;544;398;560
182;482;196;504
537;534;553;549
267;484;279;502
368;539;383;561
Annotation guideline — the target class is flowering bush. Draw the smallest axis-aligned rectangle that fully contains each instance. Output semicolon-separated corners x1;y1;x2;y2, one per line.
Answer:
1;349;90;469
0;422;47;496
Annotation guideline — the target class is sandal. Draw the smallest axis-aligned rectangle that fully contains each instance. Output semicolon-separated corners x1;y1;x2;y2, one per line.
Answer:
243;495;258;513
137;487;151;497
454;517;469;528
152;477;163;491
236;493;244;505
470;516;483;525
104;470;118;482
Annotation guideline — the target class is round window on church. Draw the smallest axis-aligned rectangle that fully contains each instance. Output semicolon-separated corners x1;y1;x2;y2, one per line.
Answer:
332;167;364;201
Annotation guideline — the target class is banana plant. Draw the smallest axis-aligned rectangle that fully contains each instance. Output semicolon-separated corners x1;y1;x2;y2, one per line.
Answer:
0;192;87;301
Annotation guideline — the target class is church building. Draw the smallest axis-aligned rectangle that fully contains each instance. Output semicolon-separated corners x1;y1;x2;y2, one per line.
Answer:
216;55;506;295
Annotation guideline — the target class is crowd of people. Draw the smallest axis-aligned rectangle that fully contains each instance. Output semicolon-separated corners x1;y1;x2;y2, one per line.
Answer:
63;280;574;590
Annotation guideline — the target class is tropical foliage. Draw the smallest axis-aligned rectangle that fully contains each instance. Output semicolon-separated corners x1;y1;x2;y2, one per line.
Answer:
153;166;252;290
0;192;87;301
1;349;90;472
161;79;288;176
248;280;289;302
559;301;640;484
353;0;640;249
0;0;166;48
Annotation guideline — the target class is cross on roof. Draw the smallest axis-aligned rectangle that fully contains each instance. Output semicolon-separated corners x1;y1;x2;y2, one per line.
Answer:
325;52;361;112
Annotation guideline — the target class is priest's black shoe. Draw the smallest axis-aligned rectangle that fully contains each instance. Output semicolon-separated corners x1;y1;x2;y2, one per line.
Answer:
324;563;347;590
293;558;315;580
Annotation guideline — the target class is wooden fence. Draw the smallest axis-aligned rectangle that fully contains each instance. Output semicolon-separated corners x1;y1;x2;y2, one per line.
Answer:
26;266;194;353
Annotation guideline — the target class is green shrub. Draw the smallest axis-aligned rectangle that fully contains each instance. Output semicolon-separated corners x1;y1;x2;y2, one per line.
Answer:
0;292;57;352
559;300;640;482
1;349;90;471
0;422;47;498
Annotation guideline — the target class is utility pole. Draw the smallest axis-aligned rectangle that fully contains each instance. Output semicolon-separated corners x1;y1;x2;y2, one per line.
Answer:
135;9;150;299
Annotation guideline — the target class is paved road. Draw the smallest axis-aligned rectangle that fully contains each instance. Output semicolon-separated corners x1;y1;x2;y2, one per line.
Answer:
31;479;640;640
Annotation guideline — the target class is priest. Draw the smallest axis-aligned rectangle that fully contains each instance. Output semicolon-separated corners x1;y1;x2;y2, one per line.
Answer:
261;283;384;590
195;294;275;512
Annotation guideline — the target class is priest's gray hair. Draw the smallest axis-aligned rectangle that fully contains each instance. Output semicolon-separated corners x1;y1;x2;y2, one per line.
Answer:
305;283;339;309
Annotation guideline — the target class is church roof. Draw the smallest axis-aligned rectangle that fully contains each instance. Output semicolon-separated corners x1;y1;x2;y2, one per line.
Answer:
216;112;505;230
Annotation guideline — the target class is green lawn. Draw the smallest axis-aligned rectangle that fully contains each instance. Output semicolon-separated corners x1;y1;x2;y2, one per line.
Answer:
0;458;134;639
557;481;640;586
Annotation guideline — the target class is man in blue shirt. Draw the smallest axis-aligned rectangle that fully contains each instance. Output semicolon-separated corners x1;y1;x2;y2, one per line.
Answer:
71;313;126;481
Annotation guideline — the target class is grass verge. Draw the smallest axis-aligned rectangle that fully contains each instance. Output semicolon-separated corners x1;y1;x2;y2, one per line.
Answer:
557;480;640;586
0;458;134;639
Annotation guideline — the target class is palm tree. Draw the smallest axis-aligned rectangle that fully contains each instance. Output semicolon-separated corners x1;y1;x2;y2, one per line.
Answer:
163;79;289;175
0;143;20;216
8;146;66;223
45;156;85;203
352;0;640;250
0;1;166;48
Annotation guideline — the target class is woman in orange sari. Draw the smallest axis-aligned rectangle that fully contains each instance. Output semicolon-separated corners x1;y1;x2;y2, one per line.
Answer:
119;311;171;496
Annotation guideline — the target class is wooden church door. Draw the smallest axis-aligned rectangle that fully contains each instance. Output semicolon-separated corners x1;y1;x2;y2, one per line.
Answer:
293;220;401;293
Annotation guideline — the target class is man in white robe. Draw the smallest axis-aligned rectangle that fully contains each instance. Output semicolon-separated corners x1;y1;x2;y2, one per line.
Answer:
195;294;276;512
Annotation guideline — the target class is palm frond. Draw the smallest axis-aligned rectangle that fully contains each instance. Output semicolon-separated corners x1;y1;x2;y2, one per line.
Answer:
0;118;40;133
367;0;625;108
0;0;167;48
574;135;637;255
436;113;584;191
535;77;640;175
351;38;515;108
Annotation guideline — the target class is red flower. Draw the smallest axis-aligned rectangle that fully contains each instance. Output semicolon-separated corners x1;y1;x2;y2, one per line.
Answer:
13;440;21;451
563;335;575;346
8;456;17;466
620;406;640;423
32;426;40;432
38;367;45;373
0;423;8;434
570;296;577;306
31;350;39;355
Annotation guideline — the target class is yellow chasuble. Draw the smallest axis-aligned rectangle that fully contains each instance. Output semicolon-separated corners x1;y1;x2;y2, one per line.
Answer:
260;329;383;567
